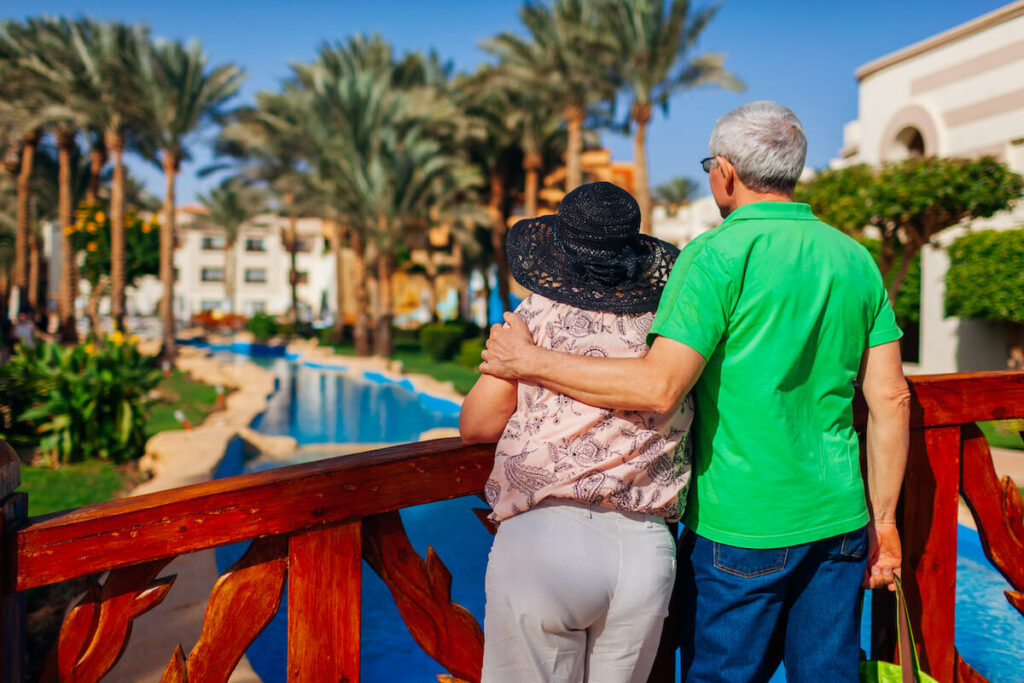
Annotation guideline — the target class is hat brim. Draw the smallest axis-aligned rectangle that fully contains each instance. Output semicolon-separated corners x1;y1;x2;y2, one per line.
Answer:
506;215;680;314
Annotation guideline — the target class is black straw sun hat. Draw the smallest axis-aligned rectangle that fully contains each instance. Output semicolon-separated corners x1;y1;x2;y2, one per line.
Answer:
506;181;679;313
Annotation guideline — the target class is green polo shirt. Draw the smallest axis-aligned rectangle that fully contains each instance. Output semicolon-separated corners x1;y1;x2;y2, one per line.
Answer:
649;201;901;549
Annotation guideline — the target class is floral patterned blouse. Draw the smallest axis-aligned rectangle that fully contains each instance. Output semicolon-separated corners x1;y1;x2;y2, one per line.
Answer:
486;294;694;523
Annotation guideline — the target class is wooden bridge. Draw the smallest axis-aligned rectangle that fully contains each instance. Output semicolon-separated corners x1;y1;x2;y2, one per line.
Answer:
2;371;1023;682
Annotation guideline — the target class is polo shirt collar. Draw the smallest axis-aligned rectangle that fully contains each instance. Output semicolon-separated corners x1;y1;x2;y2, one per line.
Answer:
721;201;815;225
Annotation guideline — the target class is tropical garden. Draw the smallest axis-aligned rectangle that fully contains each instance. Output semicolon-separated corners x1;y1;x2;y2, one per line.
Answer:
0;0;741;482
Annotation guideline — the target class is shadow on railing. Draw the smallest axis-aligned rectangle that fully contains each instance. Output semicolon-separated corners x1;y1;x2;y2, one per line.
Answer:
2;371;1023;682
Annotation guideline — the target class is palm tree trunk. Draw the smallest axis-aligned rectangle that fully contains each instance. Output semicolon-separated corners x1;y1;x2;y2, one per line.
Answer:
106;130;126;332
565;105;585;192
350;229;371;356
160;151;179;363
523;149;542;218
452;239;470;320
223;240;237;314
632;103;653;236
27;231;40;315
424;248;439;324
86;276;108;337
289;216;299;325
14;131;40;312
488;170;512;313
374;249;393;358
57;130;78;343
86;141;106;204
283;192;299;325
330;220;345;345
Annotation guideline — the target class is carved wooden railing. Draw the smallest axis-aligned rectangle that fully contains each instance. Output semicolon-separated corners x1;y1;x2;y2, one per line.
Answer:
0;370;1021;682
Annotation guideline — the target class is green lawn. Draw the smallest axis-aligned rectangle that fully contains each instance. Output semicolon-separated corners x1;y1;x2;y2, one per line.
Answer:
145;369;221;438
21;370;222;517
392;343;480;396
978;420;1024;451
21;460;127;517
326;340;480;395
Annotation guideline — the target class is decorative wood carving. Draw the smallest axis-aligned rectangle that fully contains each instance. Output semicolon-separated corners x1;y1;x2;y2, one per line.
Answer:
159;645;187;683
288;521;362;682
363;511;484;683
160;535;288;683
41;558;175;683
960;424;1024;619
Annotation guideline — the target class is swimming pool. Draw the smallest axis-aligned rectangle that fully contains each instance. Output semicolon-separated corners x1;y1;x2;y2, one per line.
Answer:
213;351;1024;681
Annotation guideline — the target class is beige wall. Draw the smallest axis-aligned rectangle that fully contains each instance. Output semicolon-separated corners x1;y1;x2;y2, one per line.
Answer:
836;4;1024;374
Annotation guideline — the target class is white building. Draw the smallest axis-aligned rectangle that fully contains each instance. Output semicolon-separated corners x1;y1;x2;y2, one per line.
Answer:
120;207;342;325
835;1;1024;372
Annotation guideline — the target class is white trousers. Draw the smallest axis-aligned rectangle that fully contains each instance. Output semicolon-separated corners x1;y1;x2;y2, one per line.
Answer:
482;501;676;683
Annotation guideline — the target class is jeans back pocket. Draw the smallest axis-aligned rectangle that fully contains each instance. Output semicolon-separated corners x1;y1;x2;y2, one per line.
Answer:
712;542;789;578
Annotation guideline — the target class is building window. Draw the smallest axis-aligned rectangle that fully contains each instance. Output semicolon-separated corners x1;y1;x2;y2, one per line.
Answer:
200;267;224;282
201;235;225;250
201;300;220;311
245;238;266;252
251;301;267;315
295;270;309;284
245;268;268;283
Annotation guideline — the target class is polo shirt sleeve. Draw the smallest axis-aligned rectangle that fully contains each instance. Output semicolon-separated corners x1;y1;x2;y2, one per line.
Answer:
867;263;903;348
647;240;733;359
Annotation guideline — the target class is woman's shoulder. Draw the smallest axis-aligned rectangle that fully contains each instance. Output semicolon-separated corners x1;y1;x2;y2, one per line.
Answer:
516;294;654;354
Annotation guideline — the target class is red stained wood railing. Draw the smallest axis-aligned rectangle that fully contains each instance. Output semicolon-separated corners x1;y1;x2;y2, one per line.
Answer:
1;371;1022;682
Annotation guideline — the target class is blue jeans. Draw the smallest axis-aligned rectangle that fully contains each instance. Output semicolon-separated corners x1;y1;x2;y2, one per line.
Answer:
678;526;868;682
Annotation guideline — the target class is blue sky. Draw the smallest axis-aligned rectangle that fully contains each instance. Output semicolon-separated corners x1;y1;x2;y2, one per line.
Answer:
2;0;1011;204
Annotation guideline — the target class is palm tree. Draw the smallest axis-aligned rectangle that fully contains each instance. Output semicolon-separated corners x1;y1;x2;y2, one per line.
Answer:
654;175;701;215
196;178;267;315
70;19;150;332
604;0;742;233
302;40;482;356
217;89;313;334
137;37;244;362
483;0;620;192
3;17;98;340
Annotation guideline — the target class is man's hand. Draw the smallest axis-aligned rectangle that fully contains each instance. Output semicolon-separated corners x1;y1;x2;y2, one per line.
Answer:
480;312;537;380
863;521;902;591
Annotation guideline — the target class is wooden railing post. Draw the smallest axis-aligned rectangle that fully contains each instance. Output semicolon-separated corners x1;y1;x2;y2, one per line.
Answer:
894;425;961;680
288;520;362;682
0;440;25;683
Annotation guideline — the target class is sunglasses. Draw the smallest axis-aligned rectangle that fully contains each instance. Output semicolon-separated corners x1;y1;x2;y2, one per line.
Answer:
700;156;718;173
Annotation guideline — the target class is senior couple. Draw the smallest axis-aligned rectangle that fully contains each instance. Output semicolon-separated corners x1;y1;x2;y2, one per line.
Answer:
459;101;911;683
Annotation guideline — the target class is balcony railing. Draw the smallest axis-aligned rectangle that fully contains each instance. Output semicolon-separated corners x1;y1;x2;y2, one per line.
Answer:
2;371;1023;682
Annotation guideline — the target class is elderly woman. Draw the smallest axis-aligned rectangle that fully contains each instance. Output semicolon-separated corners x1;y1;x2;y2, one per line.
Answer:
459;182;693;683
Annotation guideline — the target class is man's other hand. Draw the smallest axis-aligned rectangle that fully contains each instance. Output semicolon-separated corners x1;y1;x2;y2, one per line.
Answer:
863;521;902;591
480;312;536;380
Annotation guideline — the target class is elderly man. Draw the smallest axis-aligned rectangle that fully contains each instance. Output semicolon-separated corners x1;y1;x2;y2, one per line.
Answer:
481;101;910;681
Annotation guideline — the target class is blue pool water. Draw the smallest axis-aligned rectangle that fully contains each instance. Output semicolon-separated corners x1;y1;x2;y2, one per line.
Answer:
213;350;1024;682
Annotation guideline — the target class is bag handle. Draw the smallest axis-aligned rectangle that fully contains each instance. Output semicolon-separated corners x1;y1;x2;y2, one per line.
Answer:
892;575;921;683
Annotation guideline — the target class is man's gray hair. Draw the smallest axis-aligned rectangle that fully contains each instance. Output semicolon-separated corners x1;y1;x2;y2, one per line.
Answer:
709;101;807;194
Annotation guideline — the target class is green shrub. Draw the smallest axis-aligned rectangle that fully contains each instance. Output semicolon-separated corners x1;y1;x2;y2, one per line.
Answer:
247;313;279;341
420;323;464;361
277;321;296;337
444;318;481;339
458;337;486;368
946;228;1024;324
0;337;162;464
393;326;421;347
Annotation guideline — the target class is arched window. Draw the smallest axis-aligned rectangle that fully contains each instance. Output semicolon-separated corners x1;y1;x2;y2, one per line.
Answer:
888;126;926;161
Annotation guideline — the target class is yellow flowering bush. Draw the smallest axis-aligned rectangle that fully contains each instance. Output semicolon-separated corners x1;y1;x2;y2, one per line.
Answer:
69;201;160;286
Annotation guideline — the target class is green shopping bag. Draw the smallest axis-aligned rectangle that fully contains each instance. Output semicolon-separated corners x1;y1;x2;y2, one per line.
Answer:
859;576;938;683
